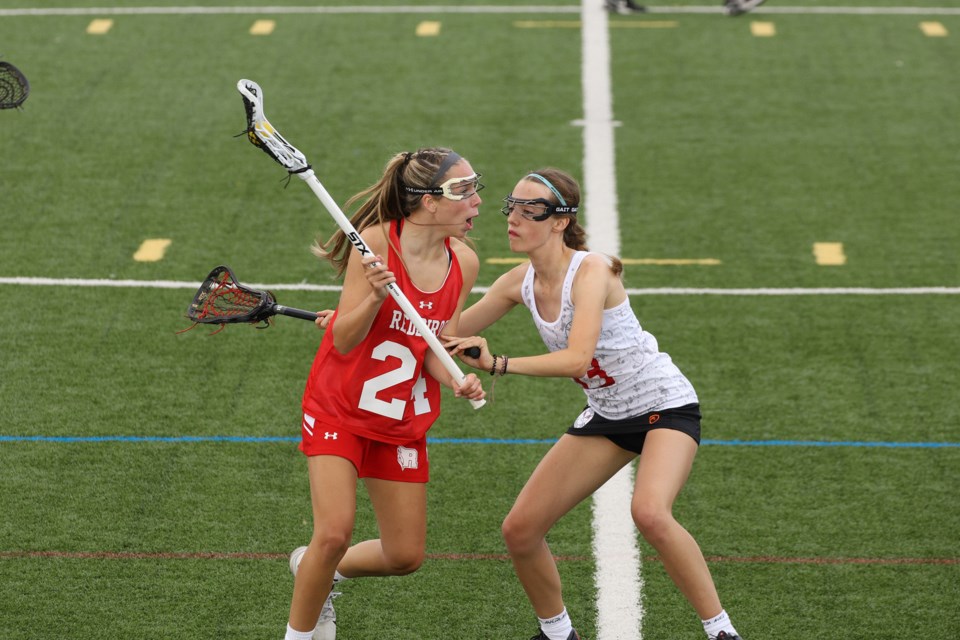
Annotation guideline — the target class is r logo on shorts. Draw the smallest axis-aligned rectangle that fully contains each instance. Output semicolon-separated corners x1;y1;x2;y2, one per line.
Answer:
397;446;419;470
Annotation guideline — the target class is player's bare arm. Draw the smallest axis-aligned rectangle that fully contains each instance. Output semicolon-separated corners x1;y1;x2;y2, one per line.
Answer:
329;225;392;353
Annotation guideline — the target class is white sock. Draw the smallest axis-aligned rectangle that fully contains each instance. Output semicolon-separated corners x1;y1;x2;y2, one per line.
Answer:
284;623;315;640
702;609;738;639
539;608;573;640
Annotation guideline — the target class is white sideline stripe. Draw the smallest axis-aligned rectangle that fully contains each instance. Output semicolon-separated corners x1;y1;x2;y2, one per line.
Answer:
581;0;620;258
1;277;958;296
593;463;643;640
581;1;638;638
3;6;960;18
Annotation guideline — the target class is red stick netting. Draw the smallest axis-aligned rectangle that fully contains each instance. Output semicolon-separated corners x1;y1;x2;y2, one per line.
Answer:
195;270;264;321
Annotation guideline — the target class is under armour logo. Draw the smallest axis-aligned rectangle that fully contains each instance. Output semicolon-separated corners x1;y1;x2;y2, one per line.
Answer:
324;432;338;440
418;300;433;309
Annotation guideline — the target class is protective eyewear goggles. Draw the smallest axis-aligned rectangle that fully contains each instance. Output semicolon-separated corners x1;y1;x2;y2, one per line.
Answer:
500;195;579;221
405;173;485;201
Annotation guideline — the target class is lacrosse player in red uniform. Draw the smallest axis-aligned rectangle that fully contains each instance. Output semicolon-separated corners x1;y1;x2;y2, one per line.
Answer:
284;148;485;640
446;169;743;640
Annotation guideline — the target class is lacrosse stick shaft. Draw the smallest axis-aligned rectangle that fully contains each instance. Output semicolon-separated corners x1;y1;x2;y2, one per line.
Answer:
298;169;485;409
274;306;319;322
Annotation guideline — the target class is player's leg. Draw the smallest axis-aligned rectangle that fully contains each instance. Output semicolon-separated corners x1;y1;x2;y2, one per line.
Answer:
632;429;743;638
503;434;635;618
333;436;430;577
288;455;359;634
348;477;428;576
631;428;723;617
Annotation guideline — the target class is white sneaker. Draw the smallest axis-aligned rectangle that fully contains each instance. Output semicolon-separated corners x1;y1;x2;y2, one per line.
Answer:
289;545;308;576
288;546;339;640
313;592;338;640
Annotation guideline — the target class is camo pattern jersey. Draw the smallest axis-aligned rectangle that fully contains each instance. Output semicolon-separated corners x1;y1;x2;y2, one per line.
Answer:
520;251;698;420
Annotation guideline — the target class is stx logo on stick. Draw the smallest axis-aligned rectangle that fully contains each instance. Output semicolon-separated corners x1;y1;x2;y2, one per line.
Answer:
347;232;372;257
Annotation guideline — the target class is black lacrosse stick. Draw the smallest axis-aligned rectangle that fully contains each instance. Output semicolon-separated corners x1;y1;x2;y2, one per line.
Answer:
180;265;483;356
182;265;318;334
0;61;29;110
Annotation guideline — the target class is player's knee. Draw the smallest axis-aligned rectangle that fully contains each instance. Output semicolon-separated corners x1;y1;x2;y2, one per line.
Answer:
631;501;673;543
384;548;424;575
309;528;352;561
501;512;540;555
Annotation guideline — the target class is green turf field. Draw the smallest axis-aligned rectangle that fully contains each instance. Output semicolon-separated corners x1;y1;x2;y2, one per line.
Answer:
1;2;958;639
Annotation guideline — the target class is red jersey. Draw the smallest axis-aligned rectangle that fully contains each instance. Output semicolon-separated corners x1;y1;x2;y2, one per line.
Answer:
302;220;464;444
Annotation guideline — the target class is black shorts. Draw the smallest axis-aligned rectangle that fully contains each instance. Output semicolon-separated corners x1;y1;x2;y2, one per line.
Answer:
565;403;701;454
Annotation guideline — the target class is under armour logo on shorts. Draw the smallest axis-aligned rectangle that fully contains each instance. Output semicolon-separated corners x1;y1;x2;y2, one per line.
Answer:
324;432;338;440
397;445;419;470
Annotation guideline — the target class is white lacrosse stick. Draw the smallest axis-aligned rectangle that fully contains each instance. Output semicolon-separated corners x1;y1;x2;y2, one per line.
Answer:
236;79;484;409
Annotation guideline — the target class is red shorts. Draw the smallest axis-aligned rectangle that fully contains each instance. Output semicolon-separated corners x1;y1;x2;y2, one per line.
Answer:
299;413;429;483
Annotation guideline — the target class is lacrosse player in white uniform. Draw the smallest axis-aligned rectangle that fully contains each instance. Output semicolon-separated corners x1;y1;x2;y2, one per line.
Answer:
446;169;744;640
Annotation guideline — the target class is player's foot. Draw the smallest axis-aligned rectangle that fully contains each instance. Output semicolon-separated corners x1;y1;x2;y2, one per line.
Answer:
723;0;766;17
289;545;307;576
288;546;339;640
711;632;743;640
528;629;581;640
605;0;647;15
312;591;339;640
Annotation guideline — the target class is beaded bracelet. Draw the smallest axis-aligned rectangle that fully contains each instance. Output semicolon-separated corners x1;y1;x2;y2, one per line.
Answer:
489;355;499;376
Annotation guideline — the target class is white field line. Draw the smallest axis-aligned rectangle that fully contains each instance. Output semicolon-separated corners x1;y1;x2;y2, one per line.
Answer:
580;1;639;639
1;277;958;296
581;0;620;259
592;463;643;640
2;6;960;17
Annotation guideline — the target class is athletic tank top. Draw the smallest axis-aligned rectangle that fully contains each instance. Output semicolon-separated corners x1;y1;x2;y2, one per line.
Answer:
520;251;698;419
302;220;464;443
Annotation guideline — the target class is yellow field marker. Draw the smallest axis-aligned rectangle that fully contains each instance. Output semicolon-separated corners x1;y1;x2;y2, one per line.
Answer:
86;19;114;35
621;258;721;266
813;242;846;266
750;21;776;37
485;257;719;266
920;22;948;38
416;21;442;36
515;21;582;29
133;239;172;263
514;20;677;29
610;21;678;29
250;20;276;36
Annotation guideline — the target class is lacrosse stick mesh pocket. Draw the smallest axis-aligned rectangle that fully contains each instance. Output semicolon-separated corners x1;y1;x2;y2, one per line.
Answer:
185;266;274;327
0;62;29;109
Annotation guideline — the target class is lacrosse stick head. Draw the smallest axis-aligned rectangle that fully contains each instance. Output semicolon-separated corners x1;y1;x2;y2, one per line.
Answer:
0;61;30;110
237;79;311;174
183;265;276;331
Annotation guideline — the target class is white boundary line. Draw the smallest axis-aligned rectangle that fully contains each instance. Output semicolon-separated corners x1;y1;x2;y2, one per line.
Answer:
580;1;641;639
1;277;958;296
2;6;959;17
580;0;620;259
592;463;643;640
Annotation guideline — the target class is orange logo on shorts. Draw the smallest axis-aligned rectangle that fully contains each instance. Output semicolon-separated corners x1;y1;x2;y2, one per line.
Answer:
648;414;660;425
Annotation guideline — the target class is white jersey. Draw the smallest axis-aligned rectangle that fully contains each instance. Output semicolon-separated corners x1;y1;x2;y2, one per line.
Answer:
520;251;698;420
